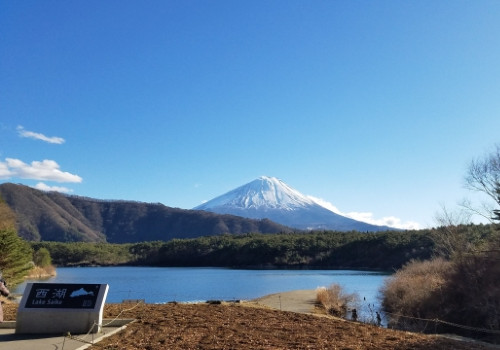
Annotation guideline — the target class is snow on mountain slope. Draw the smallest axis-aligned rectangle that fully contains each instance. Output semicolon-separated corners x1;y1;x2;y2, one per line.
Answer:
194;176;395;232
198;176;316;210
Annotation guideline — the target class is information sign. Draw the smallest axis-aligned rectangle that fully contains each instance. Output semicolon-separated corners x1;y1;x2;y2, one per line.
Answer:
16;283;109;334
24;283;101;309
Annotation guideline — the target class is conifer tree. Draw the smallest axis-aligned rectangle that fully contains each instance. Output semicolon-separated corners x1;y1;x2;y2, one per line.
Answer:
0;196;32;288
33;247;52;267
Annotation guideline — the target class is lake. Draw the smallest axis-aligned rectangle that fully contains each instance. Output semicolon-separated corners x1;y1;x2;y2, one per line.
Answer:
15;267;389;308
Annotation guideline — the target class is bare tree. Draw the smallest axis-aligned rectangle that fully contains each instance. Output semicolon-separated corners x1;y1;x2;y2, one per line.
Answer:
433;145;500;258
433;205;472;258
463;144;500;222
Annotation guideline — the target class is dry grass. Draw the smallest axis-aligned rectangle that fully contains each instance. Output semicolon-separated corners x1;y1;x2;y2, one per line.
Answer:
316;283;358;318
2;302;490;349
27;265;56;279
381;258;451;331
382;258;450;311
381;251;500;344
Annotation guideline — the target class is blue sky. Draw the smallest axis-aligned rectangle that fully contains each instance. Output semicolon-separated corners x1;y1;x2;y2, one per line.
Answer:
1;1;499;229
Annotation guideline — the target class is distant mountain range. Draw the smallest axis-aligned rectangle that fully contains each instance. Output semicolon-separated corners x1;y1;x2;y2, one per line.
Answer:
0;177;395;243
195;176;394;232
0;183;290;243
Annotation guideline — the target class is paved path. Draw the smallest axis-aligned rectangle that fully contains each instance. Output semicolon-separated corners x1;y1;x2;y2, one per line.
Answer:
0;319;133;350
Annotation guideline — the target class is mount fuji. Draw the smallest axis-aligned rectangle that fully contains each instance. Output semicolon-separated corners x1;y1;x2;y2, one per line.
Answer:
194;176;394;232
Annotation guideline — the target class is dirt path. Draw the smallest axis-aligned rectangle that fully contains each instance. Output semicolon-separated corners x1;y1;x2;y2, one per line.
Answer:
252;289;319;314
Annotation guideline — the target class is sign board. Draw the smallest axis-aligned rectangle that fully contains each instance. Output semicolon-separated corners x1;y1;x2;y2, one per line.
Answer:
24;283;101;309
16;283;109;334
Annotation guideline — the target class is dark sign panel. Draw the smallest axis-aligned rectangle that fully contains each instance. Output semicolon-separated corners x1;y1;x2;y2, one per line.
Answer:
25;283;102;309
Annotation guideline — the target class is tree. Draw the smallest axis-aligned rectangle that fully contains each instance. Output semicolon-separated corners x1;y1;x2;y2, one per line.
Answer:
433;205;473;258
33;247;52;267
464;144;500;222
493;185;500;221
0;228;33;288
0;197;33;287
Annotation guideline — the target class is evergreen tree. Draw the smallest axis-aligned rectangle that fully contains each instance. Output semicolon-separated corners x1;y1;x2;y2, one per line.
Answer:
0;196;32;288
0;228;33;287
33;247;52;267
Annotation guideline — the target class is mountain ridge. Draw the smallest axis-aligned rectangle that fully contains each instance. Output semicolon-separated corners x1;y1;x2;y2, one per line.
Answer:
0;182;291;243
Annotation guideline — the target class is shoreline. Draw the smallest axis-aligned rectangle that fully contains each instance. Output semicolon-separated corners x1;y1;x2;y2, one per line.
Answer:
251;289;319;314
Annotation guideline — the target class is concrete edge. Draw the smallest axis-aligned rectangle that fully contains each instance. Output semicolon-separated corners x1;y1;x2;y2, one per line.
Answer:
74;319;137;350
0;319;135;330
0;321;16;329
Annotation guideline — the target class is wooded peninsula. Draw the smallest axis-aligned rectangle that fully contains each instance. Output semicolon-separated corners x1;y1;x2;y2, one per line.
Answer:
31;224;495;270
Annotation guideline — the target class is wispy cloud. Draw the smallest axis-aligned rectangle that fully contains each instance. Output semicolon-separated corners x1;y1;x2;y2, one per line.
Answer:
344;211;421;230
0;158;82;183
34;182;73;193
307;195;420;230
306;196;342;214
17;125;65;144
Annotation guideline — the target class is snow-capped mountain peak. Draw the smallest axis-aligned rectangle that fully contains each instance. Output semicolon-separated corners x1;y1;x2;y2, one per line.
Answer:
194;176;394;232
196;176;316;211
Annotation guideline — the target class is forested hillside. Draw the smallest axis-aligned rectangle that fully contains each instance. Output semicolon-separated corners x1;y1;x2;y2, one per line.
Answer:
32;224;497;270
0;183;290;243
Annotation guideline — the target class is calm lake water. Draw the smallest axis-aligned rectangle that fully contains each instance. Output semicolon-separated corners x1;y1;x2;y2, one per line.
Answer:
15;267;389;308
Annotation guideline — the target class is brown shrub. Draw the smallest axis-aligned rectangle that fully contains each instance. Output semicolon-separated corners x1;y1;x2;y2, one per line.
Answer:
316;283;358;318
27;265;56;278
381;249;500;343
441;245;500;342
381;258;451;332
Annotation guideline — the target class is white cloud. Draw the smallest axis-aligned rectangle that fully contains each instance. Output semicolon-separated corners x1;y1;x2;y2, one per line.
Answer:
344;211;421;230
306;195;342;214
0;158;82;183
17;125;65;144
0;161;13;178
34;182;73;193
308;195;420;230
